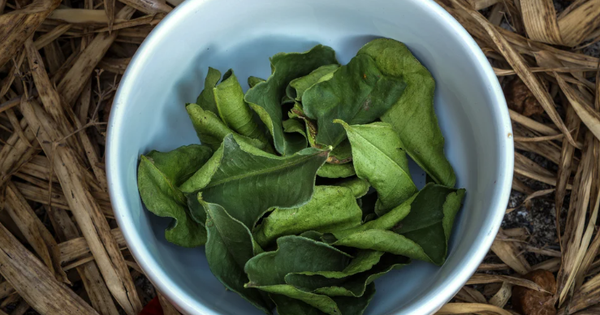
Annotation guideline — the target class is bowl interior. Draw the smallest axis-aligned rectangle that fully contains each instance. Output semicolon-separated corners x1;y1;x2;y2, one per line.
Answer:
107;0;512;314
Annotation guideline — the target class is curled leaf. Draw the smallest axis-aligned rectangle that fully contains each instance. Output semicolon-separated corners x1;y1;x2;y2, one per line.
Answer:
337;178;370;199
286;254;408;297
247;284;340;315
245;45;338;155
214;70;268;142
196;67;221;114
286;64;339;102
336;120;417;215
393;184;466;264
317;163;356;179
330;184;465;265
245;235;351;286
357;38;456;187
137;145;212;247
248;76;266;88
254;186;363;247
203;201;272;313
331;192;416;240
181;134;328;228
334;229;433;263
185;103;236;150
303;54;406;147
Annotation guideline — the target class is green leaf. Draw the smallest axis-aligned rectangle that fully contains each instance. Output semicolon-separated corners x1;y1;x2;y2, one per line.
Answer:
330;192;416;240
253;186;363;247
269;284;376;315
245;236;351;287
270;295;324;315
286;64;339;102
146;145;213;186
214;70;268;142
357;38;456;187
283;119;307;138
248;76;266;88
247;285;340;315
283;119;308;148
392;184;466;265
186;103;235;150
185;192;207;225
333;229;433;264
245;236;350;314
286;250;384;280
443;188;465;240
180;134;328;228
336;178;370;199
336;120;417;215
286;254;407;297
196;67;221;114
299;231;325;241
333;283;376;315
245;45;338;155
303;54;406;147
202;201;272;313
137;145;212;247
332;185;465;265
317;163;355;179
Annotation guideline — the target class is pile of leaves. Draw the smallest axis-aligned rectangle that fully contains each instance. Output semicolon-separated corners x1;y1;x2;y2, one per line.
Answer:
137;38;465;315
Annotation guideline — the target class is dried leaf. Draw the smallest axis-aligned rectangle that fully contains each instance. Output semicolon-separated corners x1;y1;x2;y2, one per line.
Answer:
57;6;136;106
105;0;115;31
558;0;600;47
555;75;600;142
520;0;562;45
436;303;513;315
5;183;67;283
491;229;531;274
467;274;548;293
0;0;61;68
510;109;559;136
455;1;576;146
570;273;600;314
49;206;119;315
489;282;512;308
454;286;487;303
58;228;125;266
468;0;499;10
118;0;172;15
19;99;142;315
556;132;595;305
47;9;123;24
0;221;98;314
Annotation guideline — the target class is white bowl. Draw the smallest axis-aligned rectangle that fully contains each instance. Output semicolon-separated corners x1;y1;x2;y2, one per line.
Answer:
106;0;514;314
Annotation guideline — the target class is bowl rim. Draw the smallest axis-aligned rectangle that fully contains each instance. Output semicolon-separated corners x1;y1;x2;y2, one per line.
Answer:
106;0;514;314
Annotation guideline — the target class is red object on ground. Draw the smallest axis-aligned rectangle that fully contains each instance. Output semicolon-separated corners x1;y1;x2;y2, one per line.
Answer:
139;297;164;315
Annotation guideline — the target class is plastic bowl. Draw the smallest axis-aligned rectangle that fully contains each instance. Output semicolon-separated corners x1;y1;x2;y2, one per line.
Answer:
106;0;514;314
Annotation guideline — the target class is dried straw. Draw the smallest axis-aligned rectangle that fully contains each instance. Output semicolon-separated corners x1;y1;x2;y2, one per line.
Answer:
0;0;599;314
